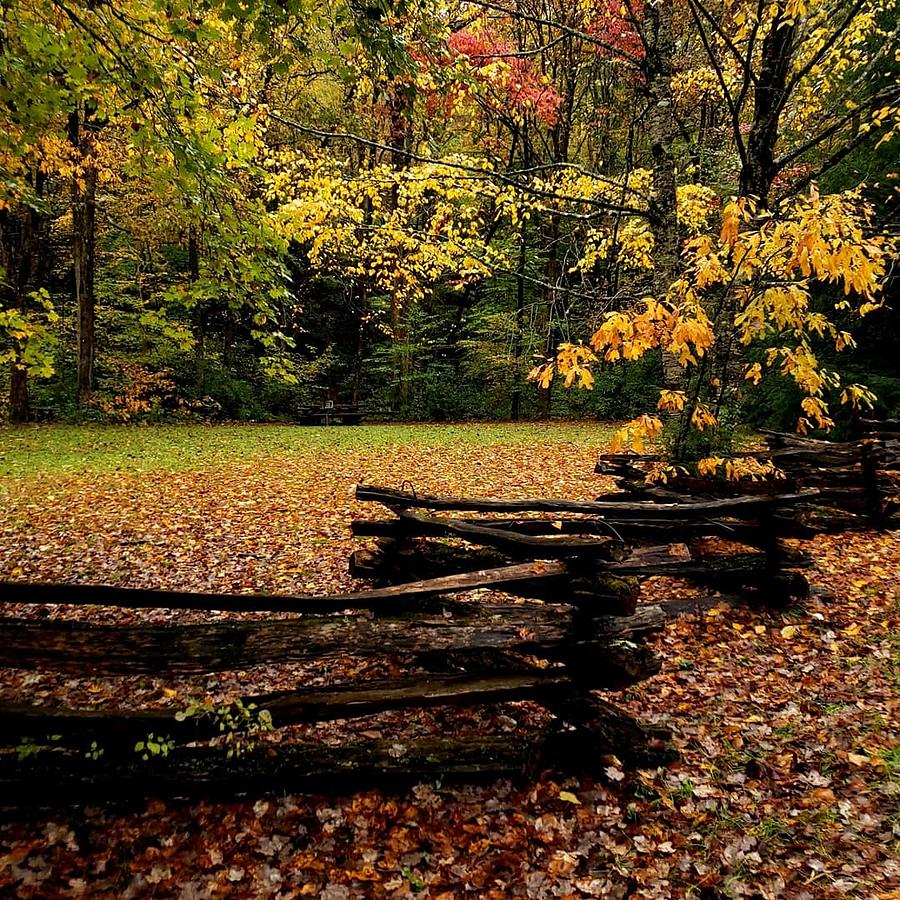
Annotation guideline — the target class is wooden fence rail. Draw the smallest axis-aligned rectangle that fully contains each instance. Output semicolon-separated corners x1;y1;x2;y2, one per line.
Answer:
0;553;672;800
355;484;819;519
595;426;900;529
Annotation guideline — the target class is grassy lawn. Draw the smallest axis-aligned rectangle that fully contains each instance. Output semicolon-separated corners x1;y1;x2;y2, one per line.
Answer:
0;421;618;479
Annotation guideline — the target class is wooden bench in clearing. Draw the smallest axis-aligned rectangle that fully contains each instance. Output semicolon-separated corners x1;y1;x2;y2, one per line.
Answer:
297;403;363;425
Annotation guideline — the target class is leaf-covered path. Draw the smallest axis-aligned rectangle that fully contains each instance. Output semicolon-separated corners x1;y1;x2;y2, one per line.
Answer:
0;424;898;898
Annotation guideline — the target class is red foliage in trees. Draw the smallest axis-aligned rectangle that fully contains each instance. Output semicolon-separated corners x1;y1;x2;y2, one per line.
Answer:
445;30;561;127
770;163;815;196
585;1;645;62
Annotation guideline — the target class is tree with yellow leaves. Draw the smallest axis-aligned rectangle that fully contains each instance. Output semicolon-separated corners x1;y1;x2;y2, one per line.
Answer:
527;0;898;463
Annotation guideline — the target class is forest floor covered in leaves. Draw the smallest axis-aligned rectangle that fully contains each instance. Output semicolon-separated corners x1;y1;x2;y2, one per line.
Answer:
0;423;898;899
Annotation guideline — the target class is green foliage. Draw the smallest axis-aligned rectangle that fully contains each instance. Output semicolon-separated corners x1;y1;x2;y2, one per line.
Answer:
578;356;664;422
174;697;274;759
665;395;745;461
134;733;176;761
744;343;900;438
0;0;896;429
0;288;59;388
16;734;100;761
742;367;806;434
16;737;44;761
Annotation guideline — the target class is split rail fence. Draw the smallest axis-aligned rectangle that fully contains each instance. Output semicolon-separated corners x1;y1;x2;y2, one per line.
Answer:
0;426;895;801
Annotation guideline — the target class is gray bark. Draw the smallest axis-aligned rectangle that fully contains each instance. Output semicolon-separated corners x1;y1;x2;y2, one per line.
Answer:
643;0;683;389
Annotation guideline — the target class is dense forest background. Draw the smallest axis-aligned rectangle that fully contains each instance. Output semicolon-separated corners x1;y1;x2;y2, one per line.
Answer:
1;0;898;428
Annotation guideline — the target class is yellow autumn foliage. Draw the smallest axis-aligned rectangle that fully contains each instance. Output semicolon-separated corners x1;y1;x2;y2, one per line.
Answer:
268;153;504;306
551;183;893;452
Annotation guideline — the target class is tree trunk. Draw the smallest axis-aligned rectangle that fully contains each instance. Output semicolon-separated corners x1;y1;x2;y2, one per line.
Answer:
188;225;204;389
1;175;46;423
69;107;97;406
351;286;367;405
643;0;682;389
386;84;411;412
222;312;236;370
539;215;559;418
511;223;526;420
740;13;796;203
9;242;31;423
9;351;29;423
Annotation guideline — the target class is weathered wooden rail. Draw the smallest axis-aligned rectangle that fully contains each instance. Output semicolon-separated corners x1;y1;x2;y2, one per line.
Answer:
2;704;671;803
355;484;818;519
0;553;673;801
596;425;900;530
350;483;817;604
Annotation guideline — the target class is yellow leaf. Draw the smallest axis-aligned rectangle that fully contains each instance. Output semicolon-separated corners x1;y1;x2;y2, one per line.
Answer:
780;625;798;639
558;790;581;804
657;389;687;412
744;362;763;385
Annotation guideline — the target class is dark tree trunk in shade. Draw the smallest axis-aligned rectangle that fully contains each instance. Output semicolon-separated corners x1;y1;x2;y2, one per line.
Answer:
537;40;578;420
9;351;29;423
188;225;204;389
511;224;527;420
351;287;367;405
739;16;796;204
386;84;411;410
223;312;237;370
68;107;98;406
1;173;47;423
540;214;559;419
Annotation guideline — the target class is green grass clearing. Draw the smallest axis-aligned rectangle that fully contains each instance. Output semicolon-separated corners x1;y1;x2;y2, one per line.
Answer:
0;422;617;479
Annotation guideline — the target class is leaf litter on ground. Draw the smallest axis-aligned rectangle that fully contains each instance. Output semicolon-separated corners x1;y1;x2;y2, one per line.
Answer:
0;423;898;898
